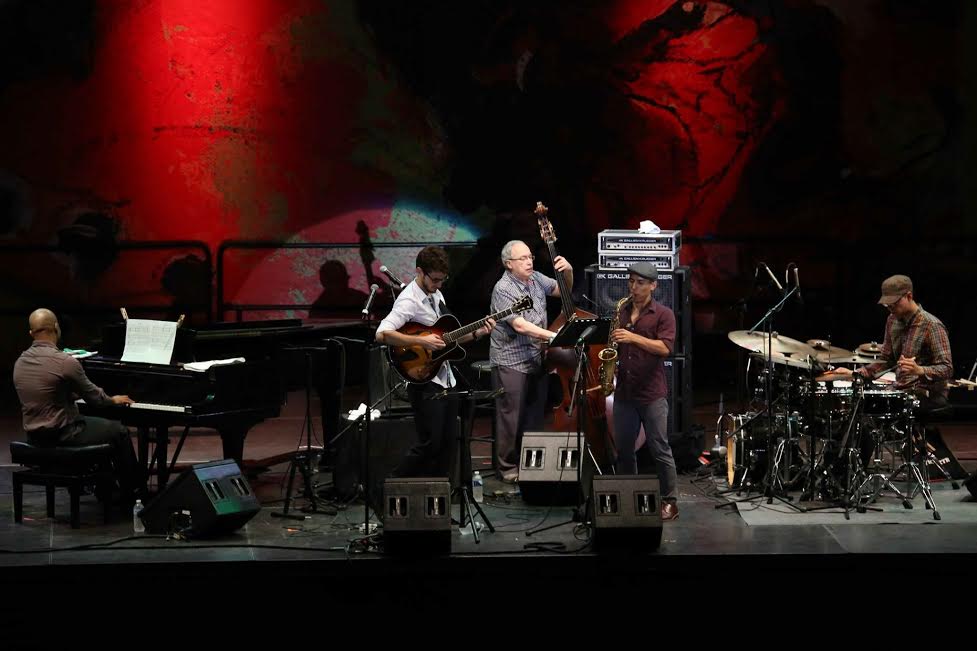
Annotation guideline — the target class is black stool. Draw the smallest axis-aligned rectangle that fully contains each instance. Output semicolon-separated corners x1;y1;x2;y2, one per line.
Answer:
10;441;116;529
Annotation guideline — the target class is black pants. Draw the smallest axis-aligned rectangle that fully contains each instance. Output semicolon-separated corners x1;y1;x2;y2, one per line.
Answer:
31;416;144;499
393;383;458;479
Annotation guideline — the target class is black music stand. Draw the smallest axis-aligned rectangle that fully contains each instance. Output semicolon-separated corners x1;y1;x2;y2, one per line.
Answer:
272;342;340;520
527;319;608;536
427;385;502;542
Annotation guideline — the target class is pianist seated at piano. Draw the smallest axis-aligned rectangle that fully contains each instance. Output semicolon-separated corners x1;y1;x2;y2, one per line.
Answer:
12;309;145;505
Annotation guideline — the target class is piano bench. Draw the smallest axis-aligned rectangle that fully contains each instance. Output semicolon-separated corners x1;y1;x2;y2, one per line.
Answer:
10;441;116;529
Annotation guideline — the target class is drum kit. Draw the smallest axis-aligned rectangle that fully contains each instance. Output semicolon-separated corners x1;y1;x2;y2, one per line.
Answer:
720;330;943;518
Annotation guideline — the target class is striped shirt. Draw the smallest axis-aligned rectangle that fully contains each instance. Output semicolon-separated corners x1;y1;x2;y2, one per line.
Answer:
860;305;952;402
489;270;557;374
376;279;455;389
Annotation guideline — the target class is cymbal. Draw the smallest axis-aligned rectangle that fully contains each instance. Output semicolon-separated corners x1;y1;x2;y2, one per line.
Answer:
827;354;882;365
856;342;884;356
729;330;817;357
750;351;813;370
806;339;853;362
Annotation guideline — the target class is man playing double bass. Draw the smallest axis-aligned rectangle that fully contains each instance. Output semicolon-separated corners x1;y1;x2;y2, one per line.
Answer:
488;239;572;483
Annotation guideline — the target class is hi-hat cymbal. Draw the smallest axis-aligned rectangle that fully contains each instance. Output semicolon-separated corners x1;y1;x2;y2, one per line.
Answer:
828;354;882;365
729;330;817;357
856;342;884;356
750;351;814;369
806;339;853;362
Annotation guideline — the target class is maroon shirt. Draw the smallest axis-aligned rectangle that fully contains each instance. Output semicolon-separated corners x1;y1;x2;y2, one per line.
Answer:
615;299;676;404
12;341;112;433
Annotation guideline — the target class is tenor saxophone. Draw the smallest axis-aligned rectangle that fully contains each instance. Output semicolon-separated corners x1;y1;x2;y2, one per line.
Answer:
598;295;631;396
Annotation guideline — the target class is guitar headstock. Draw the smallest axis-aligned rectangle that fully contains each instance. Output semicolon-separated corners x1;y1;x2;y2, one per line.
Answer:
535;201;556;244
514;294;533;313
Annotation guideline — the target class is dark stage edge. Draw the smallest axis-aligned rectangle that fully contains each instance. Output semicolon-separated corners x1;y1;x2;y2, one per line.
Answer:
2;468;976;591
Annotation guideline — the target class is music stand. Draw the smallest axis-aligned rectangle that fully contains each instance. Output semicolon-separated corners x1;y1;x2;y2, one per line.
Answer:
527;319;608;536
427;385;502;542
271;342;340;520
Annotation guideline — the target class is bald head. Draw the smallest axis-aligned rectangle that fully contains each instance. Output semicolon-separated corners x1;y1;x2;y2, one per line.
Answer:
28;309;60;342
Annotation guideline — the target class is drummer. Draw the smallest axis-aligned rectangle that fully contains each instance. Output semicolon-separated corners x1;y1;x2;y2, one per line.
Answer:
823;275;952;410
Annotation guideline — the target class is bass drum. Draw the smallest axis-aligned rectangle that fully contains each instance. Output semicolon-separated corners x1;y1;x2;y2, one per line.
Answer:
721;413;767;490
721;412;805;490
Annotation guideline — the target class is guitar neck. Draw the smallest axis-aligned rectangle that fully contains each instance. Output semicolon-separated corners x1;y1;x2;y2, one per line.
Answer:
443;305;522;343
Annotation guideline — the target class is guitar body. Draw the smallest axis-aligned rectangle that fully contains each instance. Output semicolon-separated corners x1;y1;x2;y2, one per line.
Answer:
386;315;467;384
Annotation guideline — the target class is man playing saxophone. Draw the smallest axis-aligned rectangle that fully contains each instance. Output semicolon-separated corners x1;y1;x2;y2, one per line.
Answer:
609;262;679;521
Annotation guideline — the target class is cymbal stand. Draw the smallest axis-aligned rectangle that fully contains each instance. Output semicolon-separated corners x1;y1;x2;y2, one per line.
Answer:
722;284;805;511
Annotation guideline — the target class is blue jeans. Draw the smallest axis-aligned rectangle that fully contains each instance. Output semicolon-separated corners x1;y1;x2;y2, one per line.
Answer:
613;397;676;502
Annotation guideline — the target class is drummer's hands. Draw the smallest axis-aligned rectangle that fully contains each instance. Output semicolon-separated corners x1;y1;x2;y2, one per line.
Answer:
610;328;634;345
816;366;852;382
898;355;924;378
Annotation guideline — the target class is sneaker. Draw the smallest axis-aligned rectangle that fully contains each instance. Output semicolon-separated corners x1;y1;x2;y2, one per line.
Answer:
500;470;519;484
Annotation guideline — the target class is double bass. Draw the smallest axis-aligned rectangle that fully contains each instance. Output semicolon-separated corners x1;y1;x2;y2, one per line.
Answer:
535;202;616;465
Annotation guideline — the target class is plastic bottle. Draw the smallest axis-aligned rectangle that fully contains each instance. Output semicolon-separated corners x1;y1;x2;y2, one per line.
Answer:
133;499;145;534
472;471;484;503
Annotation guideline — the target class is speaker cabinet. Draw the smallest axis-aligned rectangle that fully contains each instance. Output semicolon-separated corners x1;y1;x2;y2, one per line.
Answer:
585;264;691;357
333;416;460;500
139;460;260;537
517;431;591;505
382;477;451;554
591;474;663;551
663;356;693;437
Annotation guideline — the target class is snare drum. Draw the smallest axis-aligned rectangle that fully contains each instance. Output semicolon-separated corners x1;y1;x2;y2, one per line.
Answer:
803;380;854;417
862;388;911;419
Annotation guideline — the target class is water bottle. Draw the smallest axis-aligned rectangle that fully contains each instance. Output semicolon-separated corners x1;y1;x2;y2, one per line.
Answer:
133;499;145;534
472;471;484;503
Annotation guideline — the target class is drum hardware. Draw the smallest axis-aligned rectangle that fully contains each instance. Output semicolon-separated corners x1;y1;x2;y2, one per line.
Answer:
718;281;806;512
887;405;942;520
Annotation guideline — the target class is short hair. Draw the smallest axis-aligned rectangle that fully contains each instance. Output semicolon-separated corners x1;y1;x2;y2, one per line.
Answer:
415;246;450;275
501;240;526;262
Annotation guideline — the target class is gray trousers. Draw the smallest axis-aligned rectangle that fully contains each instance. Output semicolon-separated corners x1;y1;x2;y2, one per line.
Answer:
492;365;548;473
613;397;677;502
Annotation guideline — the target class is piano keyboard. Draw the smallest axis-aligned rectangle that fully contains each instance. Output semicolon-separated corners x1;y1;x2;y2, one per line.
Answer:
76;399;189;413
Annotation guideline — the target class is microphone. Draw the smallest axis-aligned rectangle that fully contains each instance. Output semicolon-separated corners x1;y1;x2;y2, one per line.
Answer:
791;263;803;304
579;294;601;311
760;262;784;292
378;265;406;290
576;324;598;346
361;284;379;319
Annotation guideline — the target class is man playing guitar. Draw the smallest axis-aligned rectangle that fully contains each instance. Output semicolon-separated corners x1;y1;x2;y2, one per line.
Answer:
376;246;495;478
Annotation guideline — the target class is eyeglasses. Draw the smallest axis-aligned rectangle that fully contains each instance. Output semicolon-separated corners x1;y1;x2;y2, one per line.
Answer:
508;255;534;262
884;294;907;309
423;270;449;284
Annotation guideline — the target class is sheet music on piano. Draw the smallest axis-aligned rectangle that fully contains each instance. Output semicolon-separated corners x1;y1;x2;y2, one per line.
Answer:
121;319;178;365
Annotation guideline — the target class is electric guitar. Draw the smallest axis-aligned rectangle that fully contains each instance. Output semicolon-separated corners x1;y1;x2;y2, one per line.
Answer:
386;295;533;384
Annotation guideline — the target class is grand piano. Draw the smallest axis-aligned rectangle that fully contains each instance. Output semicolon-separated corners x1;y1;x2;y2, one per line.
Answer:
78;318;370;489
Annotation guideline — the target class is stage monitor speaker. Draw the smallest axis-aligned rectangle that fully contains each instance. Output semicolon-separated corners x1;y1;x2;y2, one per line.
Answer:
585;264;691;357
333;415;460;501
591;474;663;551
382;477;451;554
139;460;260;537
517;431;591;505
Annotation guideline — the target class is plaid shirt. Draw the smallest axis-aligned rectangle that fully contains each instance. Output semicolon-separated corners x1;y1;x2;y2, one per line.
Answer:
860;306;952;402
489;270;557;373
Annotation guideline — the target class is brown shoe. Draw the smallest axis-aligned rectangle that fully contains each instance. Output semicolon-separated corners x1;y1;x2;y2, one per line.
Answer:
661;502;679;521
